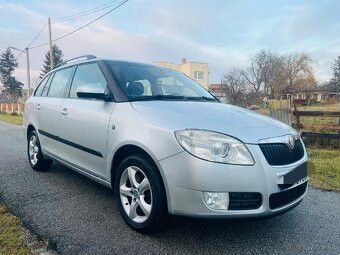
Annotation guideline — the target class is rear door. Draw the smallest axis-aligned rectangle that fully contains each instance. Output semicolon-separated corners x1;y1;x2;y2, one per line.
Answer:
36;67;75;157
57;62;115;179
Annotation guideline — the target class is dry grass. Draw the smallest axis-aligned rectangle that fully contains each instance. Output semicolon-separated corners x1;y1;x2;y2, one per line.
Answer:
307;148;340;192
0;113;23;126
296;103;340;127
0;204;31;255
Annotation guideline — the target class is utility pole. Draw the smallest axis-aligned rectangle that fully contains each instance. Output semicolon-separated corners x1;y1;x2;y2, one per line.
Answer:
25;47;31;98
48;17;53;70
10;46;31;99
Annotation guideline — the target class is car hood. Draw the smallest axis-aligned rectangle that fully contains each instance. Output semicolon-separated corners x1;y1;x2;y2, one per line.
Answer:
130;101;295;144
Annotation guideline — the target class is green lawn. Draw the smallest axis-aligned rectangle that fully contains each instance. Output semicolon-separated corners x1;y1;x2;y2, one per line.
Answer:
0;204;31;255
0;113;23;125
308;148;340;192
296;103;340;127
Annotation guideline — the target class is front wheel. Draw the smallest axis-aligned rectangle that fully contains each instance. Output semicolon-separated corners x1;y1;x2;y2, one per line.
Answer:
27;130;53;171
115;154;167;233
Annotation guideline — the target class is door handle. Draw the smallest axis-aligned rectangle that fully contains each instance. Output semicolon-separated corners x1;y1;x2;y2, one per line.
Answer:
60;108;68;115
36;104;41;110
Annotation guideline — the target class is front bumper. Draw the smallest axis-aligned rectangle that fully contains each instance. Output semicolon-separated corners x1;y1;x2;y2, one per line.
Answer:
157;144;308;217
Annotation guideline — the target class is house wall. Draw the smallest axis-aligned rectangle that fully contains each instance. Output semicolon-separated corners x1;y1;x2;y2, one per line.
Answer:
153;60;209;89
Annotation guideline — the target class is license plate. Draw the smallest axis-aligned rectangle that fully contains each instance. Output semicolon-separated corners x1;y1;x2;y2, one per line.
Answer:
284;162;307;184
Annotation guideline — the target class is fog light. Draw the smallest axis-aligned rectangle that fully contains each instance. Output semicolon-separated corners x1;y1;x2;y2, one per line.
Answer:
203;192;229;210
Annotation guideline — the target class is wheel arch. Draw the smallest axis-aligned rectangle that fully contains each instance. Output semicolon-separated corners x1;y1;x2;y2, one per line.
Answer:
27;124;36;140
110;144;169;210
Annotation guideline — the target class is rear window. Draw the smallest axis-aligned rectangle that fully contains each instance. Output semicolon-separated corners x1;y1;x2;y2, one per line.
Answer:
34;74;51;97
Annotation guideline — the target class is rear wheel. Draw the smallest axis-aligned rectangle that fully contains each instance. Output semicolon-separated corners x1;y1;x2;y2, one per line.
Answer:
27;130;53;171
115;154;167;233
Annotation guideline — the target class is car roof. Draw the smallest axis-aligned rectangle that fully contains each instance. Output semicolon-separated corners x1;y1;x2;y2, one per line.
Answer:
50;55;162;73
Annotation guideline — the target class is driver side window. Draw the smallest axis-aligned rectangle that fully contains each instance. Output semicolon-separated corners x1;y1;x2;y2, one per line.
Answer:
70;63;107;99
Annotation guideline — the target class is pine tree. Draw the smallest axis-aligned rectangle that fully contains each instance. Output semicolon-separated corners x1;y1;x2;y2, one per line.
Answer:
0;47;23;102
40;44;65;78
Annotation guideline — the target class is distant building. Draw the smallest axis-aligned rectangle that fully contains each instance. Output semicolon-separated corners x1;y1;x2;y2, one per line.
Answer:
209;83;229;103
283;89;329;103
153;58;209;89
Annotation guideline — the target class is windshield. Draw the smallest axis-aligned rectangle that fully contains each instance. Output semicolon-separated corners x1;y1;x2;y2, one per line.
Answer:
108;61;216;102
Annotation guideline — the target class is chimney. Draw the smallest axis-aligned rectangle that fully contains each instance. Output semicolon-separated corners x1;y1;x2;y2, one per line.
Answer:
182;58;187;64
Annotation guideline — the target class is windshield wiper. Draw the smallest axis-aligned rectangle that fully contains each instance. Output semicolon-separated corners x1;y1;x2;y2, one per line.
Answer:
129;95;216;102
186;96;216;101
129;95;187;101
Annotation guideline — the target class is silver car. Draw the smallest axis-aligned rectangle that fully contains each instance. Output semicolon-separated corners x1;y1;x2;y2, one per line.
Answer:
24;55;308;233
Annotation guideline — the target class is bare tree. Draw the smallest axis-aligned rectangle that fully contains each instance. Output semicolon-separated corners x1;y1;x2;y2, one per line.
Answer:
261;51;285;98
330;56;340;93
283;53;314;90
224;50;317;103
222;68;246;105
242;50;287;98
242;50;266;95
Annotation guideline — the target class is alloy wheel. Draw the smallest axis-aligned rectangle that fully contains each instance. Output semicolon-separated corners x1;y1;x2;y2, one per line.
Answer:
28;135;39;166
119;166;153;223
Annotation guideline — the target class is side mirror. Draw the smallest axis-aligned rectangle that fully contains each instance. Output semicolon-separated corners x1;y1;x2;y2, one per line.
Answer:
76;84;110;100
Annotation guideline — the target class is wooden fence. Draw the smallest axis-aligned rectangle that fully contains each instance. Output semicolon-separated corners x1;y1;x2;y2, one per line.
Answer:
268;99;292;126
292;104;340;140
0;102;24;115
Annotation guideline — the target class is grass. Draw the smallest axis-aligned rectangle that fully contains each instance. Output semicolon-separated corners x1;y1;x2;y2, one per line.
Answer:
296;103;340;127
308;148;340;192
297;103;339;111
0;113;23;125
0;204;31;255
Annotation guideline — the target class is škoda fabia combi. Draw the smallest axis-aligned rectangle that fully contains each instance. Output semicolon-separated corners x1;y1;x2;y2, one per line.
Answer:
24;55;308;233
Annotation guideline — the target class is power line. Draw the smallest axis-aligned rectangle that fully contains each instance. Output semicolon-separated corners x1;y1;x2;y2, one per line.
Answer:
27;23;48;47
16;51;24;59
15;23;48;59
53;0;120;23
30;0;128;50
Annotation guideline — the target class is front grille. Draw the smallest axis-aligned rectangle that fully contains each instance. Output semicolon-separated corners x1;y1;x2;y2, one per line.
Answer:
229;192;262;210
259;139;304;166
269;181;308;210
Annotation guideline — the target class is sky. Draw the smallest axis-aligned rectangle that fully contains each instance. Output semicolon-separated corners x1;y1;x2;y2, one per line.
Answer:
0;0;340;88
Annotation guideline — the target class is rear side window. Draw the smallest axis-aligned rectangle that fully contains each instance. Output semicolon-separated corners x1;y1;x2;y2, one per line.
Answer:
48;67;74;98
69;63;107;98
34;74;51;96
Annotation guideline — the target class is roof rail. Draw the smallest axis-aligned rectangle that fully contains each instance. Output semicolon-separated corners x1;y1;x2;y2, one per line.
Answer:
53;55;97;69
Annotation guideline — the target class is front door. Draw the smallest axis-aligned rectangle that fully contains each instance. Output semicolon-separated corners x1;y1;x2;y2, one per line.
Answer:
57;62;115;179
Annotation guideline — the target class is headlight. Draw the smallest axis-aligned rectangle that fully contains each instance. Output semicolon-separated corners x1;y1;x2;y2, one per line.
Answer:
175;129;254;165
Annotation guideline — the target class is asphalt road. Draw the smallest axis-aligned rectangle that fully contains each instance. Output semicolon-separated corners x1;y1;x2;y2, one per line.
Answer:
0;121;339;255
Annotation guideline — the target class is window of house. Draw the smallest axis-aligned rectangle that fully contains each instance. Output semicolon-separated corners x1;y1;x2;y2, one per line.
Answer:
194;71;204;80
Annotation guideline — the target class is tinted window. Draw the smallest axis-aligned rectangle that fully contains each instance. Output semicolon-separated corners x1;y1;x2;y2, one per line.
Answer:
70;63;107;98
48;67;73;98
34;74;51;96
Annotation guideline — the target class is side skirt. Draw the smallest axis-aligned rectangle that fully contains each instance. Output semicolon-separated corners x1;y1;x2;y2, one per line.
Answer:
44;151;112;189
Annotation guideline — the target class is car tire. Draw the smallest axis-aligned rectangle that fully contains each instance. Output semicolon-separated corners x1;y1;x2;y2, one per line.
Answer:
115;154;167;233
27;130;53;171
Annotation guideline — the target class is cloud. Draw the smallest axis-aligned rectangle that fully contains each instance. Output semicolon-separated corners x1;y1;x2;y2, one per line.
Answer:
2;0;339;89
